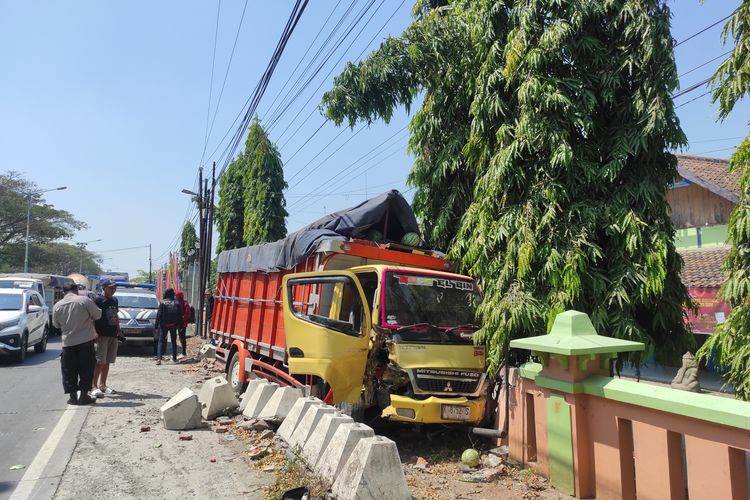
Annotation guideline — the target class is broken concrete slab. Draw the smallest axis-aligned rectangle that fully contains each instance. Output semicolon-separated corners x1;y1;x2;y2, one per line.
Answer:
257;386;304;422
302;411;354;466
239;378;269;413
276;397;323;443
243;381;280;418
160;388;202;431
331;436;411;500
198;344;216;359
287;404;336;450
315;422;375;483
198;376;239;420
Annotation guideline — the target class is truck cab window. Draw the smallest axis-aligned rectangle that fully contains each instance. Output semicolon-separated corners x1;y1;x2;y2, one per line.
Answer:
287;276;366;337
355;272;378;316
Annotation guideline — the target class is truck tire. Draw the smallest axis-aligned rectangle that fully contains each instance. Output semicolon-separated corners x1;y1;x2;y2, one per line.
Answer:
335;402;365;422
227;352;248;395
34;326;49;353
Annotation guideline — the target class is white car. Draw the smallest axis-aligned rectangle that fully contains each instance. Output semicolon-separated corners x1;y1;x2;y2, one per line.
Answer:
0;288;49;363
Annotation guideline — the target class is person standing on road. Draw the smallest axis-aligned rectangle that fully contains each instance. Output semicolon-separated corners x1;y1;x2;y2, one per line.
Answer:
175;290;191;359
155;288;181;365
90;279;119;398
205;288;214;330
52;282;101;405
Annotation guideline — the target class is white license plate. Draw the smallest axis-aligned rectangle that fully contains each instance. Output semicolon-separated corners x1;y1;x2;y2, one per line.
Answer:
441;404;471;421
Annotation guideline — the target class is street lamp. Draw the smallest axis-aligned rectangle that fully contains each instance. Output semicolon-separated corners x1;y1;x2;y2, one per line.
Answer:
24;186;67;273
75;239;102;273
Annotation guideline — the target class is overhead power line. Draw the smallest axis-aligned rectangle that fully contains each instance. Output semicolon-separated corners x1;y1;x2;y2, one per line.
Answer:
675;90;713;109
215;0;311;180
675;11;736;47
672;78;711;99
679;50;732;78
202;0;251;165
200;0;222;167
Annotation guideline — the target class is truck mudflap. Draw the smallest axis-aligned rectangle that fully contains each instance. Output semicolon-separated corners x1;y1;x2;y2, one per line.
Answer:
382;395;485;425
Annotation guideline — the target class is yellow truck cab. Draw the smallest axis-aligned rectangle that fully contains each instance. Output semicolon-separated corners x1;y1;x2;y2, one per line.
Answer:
282;264;487;425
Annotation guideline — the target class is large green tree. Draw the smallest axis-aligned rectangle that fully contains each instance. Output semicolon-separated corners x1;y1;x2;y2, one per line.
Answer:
179;220;198;266
323;0;692;369
697;2;750;399
0;171;84;251
242;117;288;245
0;242;102;275
216;152;248;253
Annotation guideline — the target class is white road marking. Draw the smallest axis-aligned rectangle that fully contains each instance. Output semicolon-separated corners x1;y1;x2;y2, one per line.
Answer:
9;406;81;500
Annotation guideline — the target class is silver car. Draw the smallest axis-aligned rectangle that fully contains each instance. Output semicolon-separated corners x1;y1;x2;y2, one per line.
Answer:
115;290;159;346
0;288;49;363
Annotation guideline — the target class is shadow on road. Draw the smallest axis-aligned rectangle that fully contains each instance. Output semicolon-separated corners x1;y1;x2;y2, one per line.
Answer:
0;337;62;367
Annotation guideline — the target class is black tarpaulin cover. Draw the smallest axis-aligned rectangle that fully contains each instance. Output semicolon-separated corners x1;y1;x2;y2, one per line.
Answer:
217;190;422;273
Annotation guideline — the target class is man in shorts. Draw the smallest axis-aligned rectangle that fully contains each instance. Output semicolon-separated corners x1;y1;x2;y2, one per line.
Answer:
91;279;120;398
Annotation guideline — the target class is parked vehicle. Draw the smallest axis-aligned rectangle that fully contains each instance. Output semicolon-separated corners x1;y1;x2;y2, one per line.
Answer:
0;288;49;363
0;273;73;334
114;285;159;346
211;191;489;425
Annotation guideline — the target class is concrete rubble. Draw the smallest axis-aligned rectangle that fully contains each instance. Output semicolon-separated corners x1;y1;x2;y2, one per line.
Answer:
331;436;411;500
160;388;202;431
198;376;239;420
198;344;216;359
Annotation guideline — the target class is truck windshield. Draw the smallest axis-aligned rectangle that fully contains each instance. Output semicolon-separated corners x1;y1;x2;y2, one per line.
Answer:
382;271;481;343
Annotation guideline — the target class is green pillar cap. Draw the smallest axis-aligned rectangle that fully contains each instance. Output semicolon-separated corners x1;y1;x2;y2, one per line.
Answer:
509;310;644;356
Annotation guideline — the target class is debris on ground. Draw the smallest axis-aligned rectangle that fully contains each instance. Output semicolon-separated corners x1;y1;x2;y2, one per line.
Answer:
178;434;193;441
140;425;151;432
9;464;25;470
262;453;329;500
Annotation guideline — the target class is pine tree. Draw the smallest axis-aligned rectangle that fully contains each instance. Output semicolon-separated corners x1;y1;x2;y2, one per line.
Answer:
696;2;750;400
242;117;288;245
216;152;247;253
323;0;693;370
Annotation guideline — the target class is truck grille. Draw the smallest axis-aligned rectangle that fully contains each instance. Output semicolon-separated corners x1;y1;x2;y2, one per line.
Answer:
412;368;483;395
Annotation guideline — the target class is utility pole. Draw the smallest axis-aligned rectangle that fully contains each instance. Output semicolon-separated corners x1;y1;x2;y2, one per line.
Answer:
196;167;206;338
148;243;152;283
202;162;216;339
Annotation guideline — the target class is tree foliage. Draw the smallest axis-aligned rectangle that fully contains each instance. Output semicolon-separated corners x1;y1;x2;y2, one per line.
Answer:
179;221;198;266
242;117;288;245
0;171;84;250
216;152;248;253
323;0;693;370
0;241;102;275
697;2;750;400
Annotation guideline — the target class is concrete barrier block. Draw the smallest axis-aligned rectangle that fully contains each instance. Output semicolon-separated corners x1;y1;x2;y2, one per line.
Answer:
331;436;411;500
257;386;304;422
198;376;239;420
239;378;269;413
277;397;323;443
242;382;280;418
302;411;354;466
160;388;202;430
199;344;216;359
288;404;336;449
315;422;375;483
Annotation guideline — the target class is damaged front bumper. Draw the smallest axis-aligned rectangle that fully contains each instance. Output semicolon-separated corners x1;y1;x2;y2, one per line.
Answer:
382;394;485;425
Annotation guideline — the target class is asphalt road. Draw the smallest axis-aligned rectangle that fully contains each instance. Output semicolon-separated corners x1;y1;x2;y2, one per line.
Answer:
0;336;77;499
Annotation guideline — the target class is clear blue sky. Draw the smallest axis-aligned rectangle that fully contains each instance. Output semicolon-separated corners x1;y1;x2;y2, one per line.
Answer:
0;1;746;277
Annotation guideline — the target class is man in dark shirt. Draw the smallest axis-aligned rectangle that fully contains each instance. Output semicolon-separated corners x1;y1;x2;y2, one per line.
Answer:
91;279;120;398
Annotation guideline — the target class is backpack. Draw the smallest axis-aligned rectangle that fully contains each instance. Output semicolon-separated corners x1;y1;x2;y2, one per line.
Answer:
189;305;196;324
161;299;182;327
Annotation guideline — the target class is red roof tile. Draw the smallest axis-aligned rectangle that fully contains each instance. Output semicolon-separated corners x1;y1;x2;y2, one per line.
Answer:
676;155;739;202
678;246;730;288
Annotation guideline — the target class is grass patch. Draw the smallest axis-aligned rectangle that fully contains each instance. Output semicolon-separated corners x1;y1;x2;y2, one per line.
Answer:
263;450;329;500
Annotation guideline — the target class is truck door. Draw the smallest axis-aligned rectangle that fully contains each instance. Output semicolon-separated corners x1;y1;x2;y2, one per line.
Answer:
282;271;371;404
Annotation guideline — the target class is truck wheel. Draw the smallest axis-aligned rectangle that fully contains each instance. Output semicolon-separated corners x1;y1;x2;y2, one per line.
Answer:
335;402;365;422
12;333;28;364
227;352;247;395
34;327;49;353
